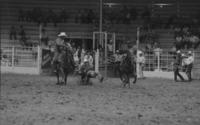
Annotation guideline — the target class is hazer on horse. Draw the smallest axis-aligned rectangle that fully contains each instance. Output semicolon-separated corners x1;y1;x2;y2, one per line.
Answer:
52;32;75;85
118;49;137;88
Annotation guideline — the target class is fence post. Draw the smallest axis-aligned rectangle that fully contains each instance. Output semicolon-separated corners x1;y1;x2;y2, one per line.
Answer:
95;49;99;73
37;46;42;74
157;50;160;71
11;46;15;68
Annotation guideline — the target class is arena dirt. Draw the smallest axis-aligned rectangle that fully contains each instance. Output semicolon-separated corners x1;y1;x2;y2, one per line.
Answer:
0;74;200;125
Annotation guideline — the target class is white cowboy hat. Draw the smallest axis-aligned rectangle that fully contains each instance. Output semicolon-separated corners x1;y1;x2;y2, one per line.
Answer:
58;32;67;37
188;51;192;55
177;50;181;53
84;58;88;62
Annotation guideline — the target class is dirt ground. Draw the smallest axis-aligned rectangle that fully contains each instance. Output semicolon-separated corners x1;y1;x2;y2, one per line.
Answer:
0;74;200;125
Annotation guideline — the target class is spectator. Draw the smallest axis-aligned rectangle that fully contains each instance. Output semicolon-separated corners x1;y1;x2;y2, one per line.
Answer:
109;9;116;24
190;35;200;49
59;8;69;23
175;35;183;50
107;40;113;54
80;48;86;64
185;51;194;81
130;7;138;22
46;9;58;27
173;50;185;82
36;8;43;26
113;50;122;76
31;8;38;23
40;28;49;46
81;9;88;24
18;8;25;21
170;44;177;55
73;48;79;66
75;9;82;23
18;25;27;46
9;26;17;40
141;6;151;21
87;9;95;24
83;51;93;68
25;10;32;22
137;51;145;79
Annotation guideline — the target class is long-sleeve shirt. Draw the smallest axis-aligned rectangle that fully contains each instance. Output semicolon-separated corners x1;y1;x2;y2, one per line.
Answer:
185;56;194;65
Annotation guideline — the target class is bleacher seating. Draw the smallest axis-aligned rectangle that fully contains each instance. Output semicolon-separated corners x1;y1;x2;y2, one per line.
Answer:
1;0;200;48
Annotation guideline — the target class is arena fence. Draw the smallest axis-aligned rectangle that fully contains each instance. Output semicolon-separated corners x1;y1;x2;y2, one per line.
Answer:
144;50;176;72
1;46;41;74
141;50;199;79
105;49;199;79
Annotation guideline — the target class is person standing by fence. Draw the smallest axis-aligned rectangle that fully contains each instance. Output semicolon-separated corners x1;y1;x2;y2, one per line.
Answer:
137;51;145;79
174;50;185;82
185;51;194;81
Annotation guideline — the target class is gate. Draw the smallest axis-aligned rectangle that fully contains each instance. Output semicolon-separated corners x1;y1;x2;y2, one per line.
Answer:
93;32;116;78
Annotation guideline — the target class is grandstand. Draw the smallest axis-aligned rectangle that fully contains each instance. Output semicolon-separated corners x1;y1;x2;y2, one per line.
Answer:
1;0;200;78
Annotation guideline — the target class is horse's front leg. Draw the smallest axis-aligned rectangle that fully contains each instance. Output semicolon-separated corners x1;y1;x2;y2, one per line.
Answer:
132;74;137;84
64;73;68;85
56;70;60;85
60;68;66;85
127;74;130;88
86;73;91;85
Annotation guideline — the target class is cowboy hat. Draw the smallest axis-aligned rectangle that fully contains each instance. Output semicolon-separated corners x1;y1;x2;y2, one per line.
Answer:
177;50;181;53
84;58;89;62
188;51;192;55
58;32;67;37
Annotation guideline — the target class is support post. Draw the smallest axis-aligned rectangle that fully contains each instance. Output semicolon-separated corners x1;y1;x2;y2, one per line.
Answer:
113;33;116;53
136;27;140;77
105;33;108;79
11;46;15;68
95;49;99;73
37;46;42;74
93;33;95;50
157;51;160;71
39;24;42;46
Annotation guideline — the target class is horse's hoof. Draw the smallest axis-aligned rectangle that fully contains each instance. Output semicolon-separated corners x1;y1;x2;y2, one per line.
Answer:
56;82;61;85
100;77;104;83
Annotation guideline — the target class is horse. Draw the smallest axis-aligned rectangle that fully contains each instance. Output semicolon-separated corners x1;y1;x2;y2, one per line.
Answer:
118;50;137;88
53;46;75;85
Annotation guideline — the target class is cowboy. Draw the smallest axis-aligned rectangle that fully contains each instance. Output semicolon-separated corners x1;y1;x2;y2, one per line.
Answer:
174;50;185;82
84;52;94;68
52;32;74;71
80;58;103;84
137;51;145;79
185;51;194;81
80;58;92;75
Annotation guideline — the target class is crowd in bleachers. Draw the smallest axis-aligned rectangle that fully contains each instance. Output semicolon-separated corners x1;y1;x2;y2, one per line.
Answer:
18;8;69;27
9;24;34;46
16;6;143;26
5;5;199;50
173;25;200;50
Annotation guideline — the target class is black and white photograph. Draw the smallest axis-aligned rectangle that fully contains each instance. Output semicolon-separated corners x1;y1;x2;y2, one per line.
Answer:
1;0;200;124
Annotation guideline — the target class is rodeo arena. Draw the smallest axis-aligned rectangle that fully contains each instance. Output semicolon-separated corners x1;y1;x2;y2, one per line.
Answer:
1;0;200;124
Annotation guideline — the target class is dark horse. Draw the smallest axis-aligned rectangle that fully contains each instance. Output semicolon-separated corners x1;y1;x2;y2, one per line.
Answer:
54;47;75;85
118;50;137;88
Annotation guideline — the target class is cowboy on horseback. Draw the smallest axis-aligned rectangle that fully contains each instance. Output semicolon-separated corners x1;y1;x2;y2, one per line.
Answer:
51;32;76;85
52;32;74;70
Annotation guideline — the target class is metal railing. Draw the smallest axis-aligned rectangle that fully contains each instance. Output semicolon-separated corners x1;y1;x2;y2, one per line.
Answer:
144;50;175;72
1;46;40;68
143;50;199;72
